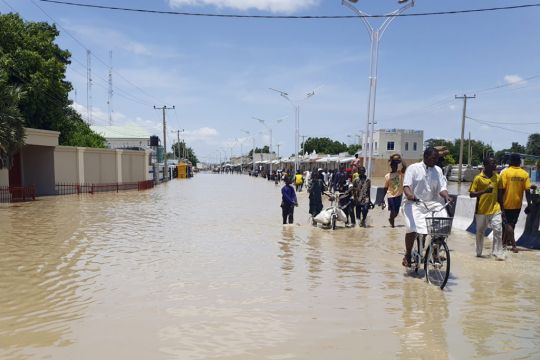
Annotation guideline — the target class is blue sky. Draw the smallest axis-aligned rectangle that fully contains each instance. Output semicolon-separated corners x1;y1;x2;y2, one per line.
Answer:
2;0;539;162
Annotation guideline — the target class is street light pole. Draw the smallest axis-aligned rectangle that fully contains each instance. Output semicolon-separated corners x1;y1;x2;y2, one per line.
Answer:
253;116;285;173
269;87;317;173
341;0;415;178
241;129;256;172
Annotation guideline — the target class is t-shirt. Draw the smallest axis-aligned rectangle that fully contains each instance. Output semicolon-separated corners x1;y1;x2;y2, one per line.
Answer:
403;162;447;202
295;174;304;185
469;172;503;215
384;172;403;198
501;166;531;209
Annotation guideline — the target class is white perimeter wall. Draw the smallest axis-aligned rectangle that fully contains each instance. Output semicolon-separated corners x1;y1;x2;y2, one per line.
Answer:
55;146;149;184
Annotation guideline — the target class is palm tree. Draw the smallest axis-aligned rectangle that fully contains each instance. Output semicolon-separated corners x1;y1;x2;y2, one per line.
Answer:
0;80;25;169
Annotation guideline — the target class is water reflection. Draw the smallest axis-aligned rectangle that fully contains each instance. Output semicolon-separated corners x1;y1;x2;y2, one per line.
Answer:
1;174;540;359
397;281;449;359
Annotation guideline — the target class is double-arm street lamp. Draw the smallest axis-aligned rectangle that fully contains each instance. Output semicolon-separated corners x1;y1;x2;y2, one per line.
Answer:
269;87;318;173
341;0;415;178
241;129;256;172
253;116;285;173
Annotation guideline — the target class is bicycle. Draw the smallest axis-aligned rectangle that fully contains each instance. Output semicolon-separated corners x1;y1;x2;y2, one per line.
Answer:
409;200;453;290
312;191;349;230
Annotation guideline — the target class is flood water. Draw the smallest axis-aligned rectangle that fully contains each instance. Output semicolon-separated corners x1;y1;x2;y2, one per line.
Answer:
1;173;540;359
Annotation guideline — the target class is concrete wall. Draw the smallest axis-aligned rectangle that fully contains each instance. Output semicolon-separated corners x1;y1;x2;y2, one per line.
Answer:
54;146;149;184
84;148;117;183
54;147;80;183
21;145;56;195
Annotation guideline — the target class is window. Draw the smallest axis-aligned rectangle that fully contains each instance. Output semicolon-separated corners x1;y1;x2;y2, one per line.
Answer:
405;142;409;151
387;141;395;151
413;142;417;151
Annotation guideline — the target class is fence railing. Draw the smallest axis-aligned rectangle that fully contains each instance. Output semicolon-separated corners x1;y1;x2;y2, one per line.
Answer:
0;185;36;203
55;180;154;196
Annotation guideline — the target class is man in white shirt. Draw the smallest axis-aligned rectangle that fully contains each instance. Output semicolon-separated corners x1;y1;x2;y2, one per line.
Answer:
402;147;452;267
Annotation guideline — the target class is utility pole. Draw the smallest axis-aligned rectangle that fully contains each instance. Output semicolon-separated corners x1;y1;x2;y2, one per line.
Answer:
455;94;475;189
468;131;472;166
171;129;184;160
277;144;281;159
154;105;175;182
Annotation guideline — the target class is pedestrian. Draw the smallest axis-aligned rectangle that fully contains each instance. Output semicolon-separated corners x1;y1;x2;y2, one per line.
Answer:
281;176;298;224
469;157;505;260
295;170;304;192
501;153;532;253
338;179;355;227
308;170;326;225
401;147;452;267
351;153;361;174
353;166;372;227
384;154;407;227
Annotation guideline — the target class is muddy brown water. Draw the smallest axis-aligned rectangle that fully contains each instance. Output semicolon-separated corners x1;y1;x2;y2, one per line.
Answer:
1;173;539;359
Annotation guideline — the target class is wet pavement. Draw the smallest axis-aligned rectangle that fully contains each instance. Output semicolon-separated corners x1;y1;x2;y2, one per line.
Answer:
1;173;539;359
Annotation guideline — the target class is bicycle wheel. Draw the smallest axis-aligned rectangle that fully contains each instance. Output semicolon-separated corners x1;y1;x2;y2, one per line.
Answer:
424;238;450;289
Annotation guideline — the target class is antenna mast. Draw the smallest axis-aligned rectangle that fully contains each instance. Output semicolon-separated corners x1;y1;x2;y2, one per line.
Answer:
107;50;113;125
86;49;93;124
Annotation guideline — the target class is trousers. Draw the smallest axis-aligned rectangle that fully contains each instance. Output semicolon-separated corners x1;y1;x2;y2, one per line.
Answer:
475;212;503;257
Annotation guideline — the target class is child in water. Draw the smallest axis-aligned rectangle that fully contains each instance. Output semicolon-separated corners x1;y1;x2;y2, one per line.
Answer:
281;176;298;224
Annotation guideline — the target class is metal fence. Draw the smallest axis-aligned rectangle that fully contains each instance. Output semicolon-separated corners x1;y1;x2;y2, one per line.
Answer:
0;185;36;203
55;180;154;195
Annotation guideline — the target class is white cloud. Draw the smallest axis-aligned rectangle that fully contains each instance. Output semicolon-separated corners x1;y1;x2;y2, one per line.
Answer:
504;74;526;86
168;0;319;13
64;23;184;59
184;127;219;141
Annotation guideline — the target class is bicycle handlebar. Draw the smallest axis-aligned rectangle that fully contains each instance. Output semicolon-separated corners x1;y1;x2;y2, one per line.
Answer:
414;199;452;214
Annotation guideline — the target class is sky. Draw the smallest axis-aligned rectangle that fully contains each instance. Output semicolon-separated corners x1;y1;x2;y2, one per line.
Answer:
2;0;540;163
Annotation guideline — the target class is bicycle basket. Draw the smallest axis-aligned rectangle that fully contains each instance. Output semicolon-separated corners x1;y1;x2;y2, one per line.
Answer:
425;217;453;236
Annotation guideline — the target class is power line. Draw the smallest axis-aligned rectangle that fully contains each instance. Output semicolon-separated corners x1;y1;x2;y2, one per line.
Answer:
467;116;532;135
466;116;540;126
37;0;540;19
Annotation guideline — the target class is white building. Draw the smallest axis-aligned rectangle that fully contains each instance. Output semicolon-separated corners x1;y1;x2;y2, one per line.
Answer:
364;128;424;160
91;125;151;149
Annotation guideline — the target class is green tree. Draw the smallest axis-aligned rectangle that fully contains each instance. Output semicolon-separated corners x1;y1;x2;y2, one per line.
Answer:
171;141;198;166
0;80;25;169
248;146;270;156
303;137;348;155
0;13;105;147
526;133;540;156
494;142;527;164
347;144;362;155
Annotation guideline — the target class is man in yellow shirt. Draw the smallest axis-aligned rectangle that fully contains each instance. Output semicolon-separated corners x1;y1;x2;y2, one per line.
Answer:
501;154;532;253
469;157;505;260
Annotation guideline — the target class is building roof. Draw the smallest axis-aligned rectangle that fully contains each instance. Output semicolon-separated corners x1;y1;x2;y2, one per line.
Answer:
91;125;150;139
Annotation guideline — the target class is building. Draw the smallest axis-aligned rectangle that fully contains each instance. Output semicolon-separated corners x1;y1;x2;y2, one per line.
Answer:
365;129;424;160
91;125;151;149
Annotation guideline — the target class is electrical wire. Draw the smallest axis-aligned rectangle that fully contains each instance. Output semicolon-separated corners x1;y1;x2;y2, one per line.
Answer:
467;116;532;135
37;0;540;19
466;116;540;126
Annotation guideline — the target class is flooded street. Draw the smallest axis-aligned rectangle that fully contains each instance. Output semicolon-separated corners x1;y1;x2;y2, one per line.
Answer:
1;173;540;359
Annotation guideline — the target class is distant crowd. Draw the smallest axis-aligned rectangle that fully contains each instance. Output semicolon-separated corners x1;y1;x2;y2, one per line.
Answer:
277;149;536;264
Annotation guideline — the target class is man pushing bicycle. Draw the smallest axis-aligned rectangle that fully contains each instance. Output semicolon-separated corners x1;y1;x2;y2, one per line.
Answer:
401;147;453;267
